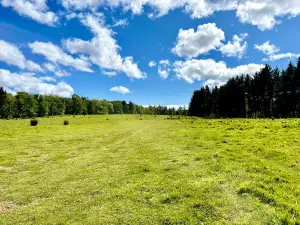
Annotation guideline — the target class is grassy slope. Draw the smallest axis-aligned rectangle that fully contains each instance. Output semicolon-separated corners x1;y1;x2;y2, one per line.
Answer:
0;115;300;224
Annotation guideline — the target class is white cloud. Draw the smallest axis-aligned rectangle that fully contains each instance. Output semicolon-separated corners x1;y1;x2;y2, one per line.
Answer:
1;0;58;25
255;41;299;61
149;0;300;30
61;0;143;14
60;0;300;30
158;60;171;79
26;60;43;72
204;79;226;88
122;56;145;79
236;0;300;31
173;59;264;84
0;69;73;97
158;70;169;79
102;71;118;76
182;0;238;19
43;63;70;77
65;12;78;21
61;0;235;19
63;14;145;79
147;0;238;19
145;0;185;18
172;23;225;58
40;76;56;82
112;19;129;27
269;53;300;61
159;60;170;66
219;33;248;58
110;86;131;94
149;61;156;68
254;41;279;55
61;0;99;10
29;41;93;73
0;40;43;72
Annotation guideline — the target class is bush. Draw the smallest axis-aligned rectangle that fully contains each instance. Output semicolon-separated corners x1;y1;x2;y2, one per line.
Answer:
30;119;38;126
64;120;69;126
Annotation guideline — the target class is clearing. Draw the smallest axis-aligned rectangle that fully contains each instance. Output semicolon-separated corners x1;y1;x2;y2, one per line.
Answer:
0;115;299;224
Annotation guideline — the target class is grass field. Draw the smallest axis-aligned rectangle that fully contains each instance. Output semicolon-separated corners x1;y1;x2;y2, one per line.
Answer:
0;115;300;224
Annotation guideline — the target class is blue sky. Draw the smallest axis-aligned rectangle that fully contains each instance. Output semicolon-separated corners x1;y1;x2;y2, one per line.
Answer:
0;0;300;107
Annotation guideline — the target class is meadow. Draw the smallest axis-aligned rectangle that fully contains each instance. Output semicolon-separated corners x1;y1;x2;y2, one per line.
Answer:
0;115;300;224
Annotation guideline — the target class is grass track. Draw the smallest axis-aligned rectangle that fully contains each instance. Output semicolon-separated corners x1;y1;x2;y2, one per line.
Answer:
0;115;300;224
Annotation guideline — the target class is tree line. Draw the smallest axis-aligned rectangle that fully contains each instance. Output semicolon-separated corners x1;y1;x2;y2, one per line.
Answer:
0;89;187;119
189;58;300;118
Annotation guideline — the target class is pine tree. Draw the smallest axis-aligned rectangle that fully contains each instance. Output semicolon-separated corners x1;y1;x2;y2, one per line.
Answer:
272;67;281;118
295;57;300;116
280;63;296;117
0;87;7;118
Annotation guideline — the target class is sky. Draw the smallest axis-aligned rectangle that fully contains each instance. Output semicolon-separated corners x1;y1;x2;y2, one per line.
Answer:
0;0;300;107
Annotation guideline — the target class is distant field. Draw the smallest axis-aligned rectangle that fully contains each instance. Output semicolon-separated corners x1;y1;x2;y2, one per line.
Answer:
0;115;300;224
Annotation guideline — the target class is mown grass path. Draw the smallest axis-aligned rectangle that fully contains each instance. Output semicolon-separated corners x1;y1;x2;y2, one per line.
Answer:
0;116;300;224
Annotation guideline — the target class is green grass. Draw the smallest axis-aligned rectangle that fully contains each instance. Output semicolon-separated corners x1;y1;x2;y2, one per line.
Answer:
0;115;300;224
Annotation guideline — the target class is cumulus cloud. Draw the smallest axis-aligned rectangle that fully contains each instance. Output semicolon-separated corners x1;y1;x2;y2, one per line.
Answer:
172;24;248;59
60;0;235;18
147;0;238;19
236;0;300;31
1;0;58;25
61;0;100;10
204;79;227;88
59;0;300;30
254;41;279;55
269;53;300;61
29;41;93;73
61;0;143;14
219;33;248;58
110;86;131;94
173;59;264;84
172;23;225;58
148;61;156;68
255;41;299;61
182;0;237;18
43;63;70;77
158;60;171;79
63;14;145;79
65;12;78;21
0;69;74;97
0;40;43;72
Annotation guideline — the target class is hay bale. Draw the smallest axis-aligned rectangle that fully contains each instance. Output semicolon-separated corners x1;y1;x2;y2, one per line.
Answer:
30;119;38;126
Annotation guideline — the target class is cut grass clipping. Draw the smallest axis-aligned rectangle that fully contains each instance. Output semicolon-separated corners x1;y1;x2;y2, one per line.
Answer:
30;119;38;126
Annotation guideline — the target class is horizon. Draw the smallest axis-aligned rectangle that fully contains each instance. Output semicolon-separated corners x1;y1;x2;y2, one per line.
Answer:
1;1;300;107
